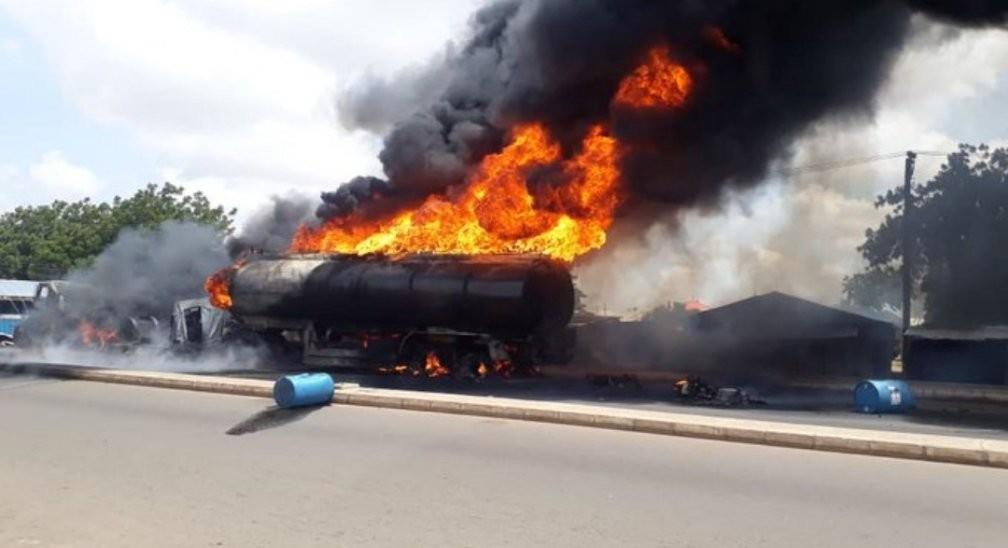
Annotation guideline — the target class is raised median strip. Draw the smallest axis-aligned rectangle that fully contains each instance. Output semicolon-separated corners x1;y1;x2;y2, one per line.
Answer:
5;361;1008;468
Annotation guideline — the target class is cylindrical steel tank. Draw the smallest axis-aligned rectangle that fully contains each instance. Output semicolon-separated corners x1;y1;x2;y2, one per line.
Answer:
228;254;574;336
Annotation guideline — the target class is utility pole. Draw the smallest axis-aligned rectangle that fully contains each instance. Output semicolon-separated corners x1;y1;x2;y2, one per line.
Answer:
901;151;917;335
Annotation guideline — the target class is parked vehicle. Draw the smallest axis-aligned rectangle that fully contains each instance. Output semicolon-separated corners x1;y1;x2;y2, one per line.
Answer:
0;280;38;346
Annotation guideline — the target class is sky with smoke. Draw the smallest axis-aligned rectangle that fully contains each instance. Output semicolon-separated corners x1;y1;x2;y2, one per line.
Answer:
1;1;1006;313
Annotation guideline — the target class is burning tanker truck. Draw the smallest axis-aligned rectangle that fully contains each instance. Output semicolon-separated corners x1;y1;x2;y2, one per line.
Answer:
205;254;576;375
203;1;1008;374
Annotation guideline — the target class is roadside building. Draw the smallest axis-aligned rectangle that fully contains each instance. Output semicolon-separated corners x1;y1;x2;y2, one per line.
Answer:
574;291;899;381
903;326;1008;384
690;292;899;380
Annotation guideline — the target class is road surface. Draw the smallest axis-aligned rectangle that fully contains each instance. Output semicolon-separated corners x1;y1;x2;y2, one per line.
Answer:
2;373;1007;547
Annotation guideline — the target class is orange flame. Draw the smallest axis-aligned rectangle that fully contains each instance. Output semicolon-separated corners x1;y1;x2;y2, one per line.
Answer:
492;359;514;378
78;321;118;349
379;364;411;375
683;298;708;312
424;351;450;378
290;123;620;263
205;261;243;310
613;45;692;109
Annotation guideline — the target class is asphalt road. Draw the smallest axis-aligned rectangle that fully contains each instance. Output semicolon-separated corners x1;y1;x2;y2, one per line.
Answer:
2;374;1007;547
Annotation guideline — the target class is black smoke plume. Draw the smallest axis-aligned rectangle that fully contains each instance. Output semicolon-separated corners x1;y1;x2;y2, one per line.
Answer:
226;194;315;258
330;0;1007;225
315;176;393;221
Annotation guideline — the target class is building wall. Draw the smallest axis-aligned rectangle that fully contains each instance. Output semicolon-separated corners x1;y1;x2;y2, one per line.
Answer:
904;338;1008;384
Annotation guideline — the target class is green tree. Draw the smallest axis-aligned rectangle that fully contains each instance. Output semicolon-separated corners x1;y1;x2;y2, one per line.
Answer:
0;183;236;280
842;266;902;313
844;144;1008;327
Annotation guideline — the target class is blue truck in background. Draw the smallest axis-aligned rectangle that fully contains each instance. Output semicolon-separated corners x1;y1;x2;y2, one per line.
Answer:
0;280;39;346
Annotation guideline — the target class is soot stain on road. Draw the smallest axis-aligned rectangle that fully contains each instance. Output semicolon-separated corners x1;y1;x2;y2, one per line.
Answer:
225;405;325;436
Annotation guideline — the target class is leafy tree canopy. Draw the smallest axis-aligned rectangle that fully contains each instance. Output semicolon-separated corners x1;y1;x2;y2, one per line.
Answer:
0;183;236;280
844;144;1008;327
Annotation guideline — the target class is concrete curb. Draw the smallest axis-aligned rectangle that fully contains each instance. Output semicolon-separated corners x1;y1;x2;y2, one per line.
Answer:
2;362;275;398
6;362;1008;469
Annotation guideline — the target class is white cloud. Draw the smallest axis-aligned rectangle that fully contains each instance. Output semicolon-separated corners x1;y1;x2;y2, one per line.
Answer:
1;37;21;56
0;162;17;180
0;153;102;211
28;151;101;196
0;0;476;222
0;163;19;211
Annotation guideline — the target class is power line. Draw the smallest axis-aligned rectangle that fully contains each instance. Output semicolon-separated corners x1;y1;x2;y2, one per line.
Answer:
778;151;905;176
777;149;953;177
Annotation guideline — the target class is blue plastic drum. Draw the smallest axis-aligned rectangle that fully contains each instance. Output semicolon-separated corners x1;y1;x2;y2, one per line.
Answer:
273;373;335;408
854;379;915;414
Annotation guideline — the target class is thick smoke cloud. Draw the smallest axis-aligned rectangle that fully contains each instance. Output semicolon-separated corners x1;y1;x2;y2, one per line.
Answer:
331;0;1007;224
65;221;231;320
315;176;393;221
337;57;454;135
14;221;269;371
910;1;1008;25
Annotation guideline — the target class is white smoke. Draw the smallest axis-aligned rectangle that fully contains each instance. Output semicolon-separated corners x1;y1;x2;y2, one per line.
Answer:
6;335;266;373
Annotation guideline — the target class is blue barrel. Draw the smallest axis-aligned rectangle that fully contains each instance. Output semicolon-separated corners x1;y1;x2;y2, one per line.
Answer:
854;379;915;414
273;373;335;408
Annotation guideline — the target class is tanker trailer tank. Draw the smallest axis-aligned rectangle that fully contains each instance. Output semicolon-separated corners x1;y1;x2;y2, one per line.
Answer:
224;254;576;372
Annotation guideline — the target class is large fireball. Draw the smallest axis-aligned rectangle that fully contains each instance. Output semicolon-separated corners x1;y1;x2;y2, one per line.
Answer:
291;124;621;263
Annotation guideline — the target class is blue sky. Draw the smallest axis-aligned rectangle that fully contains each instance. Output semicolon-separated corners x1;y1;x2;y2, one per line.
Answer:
0;10;155;205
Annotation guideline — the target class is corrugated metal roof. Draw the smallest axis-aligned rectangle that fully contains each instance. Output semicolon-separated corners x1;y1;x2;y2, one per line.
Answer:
0;279;39;298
